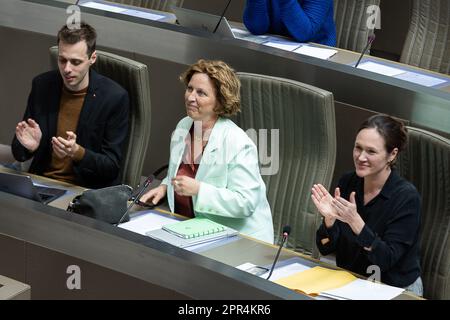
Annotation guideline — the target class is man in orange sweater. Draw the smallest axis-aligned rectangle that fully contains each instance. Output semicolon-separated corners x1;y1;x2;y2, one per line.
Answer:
12;22;129;188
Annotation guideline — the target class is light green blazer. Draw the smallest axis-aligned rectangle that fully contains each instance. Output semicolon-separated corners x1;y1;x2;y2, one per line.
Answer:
162;116;274;244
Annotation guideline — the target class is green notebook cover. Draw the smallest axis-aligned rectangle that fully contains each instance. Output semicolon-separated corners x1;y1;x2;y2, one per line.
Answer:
162;217;227;239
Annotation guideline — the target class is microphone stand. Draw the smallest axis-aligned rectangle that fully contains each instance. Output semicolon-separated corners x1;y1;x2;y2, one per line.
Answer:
115;175;154;226
213;0;232;33
354;35;376;68
266;231;289;280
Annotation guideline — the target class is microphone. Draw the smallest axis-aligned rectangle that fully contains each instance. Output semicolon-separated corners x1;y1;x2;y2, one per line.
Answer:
266;225;291;280
115;174;154;226
213;0;232;33
354;34;376;68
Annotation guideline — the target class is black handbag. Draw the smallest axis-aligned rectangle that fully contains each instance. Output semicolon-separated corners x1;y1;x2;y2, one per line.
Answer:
67;184;133;224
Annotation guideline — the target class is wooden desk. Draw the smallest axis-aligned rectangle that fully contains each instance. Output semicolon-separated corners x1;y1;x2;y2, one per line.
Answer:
199;235;422;300
78;0;177;24
0;165;85;210
0;168;303;299
0;168;420;299
0;275;30;300
326;45;450;93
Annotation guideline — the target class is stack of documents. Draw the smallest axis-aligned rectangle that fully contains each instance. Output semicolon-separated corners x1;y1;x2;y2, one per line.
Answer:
275;266;357;296
81;1;166;21
319;278;405;300
162;217;227;239
146;217;238;248
293;45;338;60
356;61;406;77
356;61;448;87
274;266;404;300
118;210;178;235
262;41;337;60
263;39;302;51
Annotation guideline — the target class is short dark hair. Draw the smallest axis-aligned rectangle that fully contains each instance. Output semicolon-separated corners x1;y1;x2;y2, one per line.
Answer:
180;59;241;117
358;114;408;166
57;22;97;57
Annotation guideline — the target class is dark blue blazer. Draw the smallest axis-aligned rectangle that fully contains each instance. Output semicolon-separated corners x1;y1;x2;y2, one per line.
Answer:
12;69;129;188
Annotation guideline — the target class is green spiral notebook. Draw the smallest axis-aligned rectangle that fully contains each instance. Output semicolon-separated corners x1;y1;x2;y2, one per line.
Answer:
162;217;227;239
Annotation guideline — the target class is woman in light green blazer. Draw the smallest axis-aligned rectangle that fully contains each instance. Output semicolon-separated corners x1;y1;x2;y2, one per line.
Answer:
141;59;274;244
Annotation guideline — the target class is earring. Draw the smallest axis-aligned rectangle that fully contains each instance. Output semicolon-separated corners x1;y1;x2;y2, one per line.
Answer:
388;159;395;167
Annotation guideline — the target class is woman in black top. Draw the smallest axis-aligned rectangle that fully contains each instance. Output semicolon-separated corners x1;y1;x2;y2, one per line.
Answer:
312;114;422;296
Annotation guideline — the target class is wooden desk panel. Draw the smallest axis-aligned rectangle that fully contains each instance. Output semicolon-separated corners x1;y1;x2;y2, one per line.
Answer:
0;167;420;299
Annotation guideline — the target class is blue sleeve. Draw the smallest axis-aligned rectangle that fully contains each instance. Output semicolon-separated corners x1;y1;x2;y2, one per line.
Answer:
243;0;270;35
279;0;333;42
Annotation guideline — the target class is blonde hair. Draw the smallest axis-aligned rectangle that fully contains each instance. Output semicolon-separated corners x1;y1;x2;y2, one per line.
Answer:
180;59;241;117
